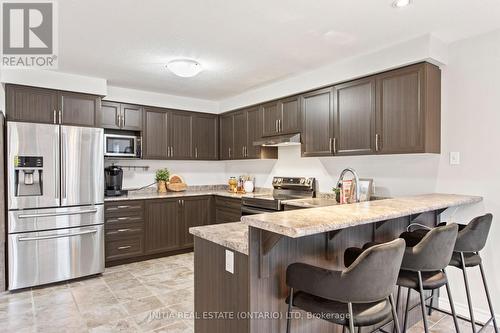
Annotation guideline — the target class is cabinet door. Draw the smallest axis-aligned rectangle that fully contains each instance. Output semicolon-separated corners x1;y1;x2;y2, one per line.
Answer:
145;199;180;254
279;96;301;134
376;64;425;154
219;114;234;160
232;111;247;160
246;106;262;159
261;101;280;137
169;111;193;159
143;107;168;159
6;85;59;124
99;101;121;129
59;92;101;127
333;78;376;155
121;104;143;131
181;196;211;247
193;114;218;160
301;88;334;157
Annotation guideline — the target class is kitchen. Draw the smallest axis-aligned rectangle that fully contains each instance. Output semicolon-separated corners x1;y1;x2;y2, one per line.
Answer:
0;1;499;333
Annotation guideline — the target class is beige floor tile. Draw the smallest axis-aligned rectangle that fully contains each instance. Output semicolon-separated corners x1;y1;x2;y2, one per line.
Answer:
31;282;68;296
68;275;107;289
72;284;119;309
0;310;35;331
112;285;153;304
132;306;179;332
0;289;33;306
122;295;164;316
36;312;88;333
156;287;193;307
80;303;129;328
153;319;193;333
89;318;141;333
33;289;75;310
0;297;33;320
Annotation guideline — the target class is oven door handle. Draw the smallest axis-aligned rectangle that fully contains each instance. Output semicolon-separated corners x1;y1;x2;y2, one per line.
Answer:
241;206;274;215
17;229;98;242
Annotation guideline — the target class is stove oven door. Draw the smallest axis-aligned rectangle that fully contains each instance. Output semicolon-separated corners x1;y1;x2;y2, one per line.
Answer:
241;205;276;215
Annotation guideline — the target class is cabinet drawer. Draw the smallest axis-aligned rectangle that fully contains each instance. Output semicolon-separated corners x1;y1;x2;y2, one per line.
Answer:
105;226;143;239
105;201;144;216
106;235;143;261
105;215;144;229
215;208;241;224
215;196;241;211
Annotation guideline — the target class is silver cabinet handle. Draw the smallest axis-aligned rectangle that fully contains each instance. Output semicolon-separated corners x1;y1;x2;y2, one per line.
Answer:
333;138;337;154
171;146;174;157
244;146;247;157
53;110;57;124
275;119;278;133
278;119;282;132
117;245;132;250
375;134;380;152
58;110;62;124
195;147;198;159
18;209;98;219
120;111;125;128
242;146;245;157
228;147;231;159
18;229;98;242
329;138;333;153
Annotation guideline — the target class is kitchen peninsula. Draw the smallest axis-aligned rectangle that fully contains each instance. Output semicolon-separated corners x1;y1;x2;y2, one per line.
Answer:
190;193;482;333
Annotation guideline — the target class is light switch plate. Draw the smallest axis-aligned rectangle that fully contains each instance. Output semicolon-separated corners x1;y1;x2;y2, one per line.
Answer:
225;250;234;274
450;152;460;165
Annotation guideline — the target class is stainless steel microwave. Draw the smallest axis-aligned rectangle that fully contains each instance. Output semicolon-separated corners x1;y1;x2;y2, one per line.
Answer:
104;134;141;158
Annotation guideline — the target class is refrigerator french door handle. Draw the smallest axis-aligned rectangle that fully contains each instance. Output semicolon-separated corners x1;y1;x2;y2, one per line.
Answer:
18;229;98;242
18;209;98;219
61;132;67;200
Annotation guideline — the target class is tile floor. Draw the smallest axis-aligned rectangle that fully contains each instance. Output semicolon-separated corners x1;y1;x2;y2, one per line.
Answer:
0;252;495;332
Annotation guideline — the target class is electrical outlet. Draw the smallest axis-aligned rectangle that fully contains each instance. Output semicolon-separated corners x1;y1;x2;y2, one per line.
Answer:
450;152;460;165
225;250;234;274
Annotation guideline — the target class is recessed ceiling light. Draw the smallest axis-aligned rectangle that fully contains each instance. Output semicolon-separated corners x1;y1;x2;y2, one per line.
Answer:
166;59;202;77
392;0;412;8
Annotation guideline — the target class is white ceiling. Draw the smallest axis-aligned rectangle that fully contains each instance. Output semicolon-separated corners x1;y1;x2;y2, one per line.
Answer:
57;0;500;100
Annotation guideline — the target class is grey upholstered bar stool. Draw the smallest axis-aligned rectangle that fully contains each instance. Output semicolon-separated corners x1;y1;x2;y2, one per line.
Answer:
395;223;461;333
285;239;405;333
408;214;498;333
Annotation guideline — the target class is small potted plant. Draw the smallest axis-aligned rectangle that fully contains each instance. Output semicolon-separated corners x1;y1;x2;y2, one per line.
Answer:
155;168;170;193
332;185;342;203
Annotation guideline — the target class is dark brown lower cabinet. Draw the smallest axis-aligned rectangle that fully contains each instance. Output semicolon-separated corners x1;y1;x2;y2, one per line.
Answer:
215;196;241;224
105;196;214;266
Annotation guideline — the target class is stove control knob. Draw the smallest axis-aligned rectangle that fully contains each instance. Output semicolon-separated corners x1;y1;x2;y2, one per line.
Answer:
300;179;305;184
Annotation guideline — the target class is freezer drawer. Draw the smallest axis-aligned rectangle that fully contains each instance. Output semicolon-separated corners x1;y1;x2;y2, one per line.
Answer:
8;205;104;233
8;225;104;290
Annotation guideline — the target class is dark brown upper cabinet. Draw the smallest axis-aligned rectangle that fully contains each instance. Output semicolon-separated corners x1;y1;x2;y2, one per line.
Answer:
6;84;101;127
301;87;334;157
219;113;234;160
59;92;101;127
261;96;301;137
142;107;169;160
261;101;280;137
193;113;218;160
375;62;440;154
100;101;142;131
169;111;193;160
245;106;263;159
333;77;376;156
232;111;248;160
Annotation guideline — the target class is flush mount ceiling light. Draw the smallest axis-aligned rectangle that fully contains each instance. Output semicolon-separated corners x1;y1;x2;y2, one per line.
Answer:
392;0;412;8
166;59;202;77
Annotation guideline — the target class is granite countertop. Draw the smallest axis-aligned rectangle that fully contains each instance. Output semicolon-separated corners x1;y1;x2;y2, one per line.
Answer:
241;193;483;238
104;188;270;202
283;197;339;208
189;222;248;255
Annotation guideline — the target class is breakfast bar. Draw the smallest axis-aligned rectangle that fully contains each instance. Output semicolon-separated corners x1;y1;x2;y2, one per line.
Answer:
190;193;482;333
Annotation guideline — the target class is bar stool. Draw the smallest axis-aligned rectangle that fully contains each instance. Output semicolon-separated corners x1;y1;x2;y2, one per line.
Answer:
345;223;461;333
285;239;405;333
407;214;498;333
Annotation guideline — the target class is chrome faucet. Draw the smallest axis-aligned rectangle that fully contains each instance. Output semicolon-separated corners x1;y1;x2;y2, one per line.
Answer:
336;168;361;203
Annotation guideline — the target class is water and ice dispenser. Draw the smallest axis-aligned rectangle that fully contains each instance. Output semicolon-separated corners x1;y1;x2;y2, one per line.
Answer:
14;156;43;196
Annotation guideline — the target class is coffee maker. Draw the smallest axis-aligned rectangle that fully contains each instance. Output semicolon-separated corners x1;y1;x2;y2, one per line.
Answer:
104;165;127;196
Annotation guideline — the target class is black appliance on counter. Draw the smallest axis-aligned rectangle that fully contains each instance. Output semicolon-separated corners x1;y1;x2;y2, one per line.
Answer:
104;165;127;197
241;177;316;215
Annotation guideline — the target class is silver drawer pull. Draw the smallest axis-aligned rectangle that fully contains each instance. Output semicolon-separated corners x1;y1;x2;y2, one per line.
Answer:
18;229;98;242
117;245;132;250
117;229;131;232
18;209;98;219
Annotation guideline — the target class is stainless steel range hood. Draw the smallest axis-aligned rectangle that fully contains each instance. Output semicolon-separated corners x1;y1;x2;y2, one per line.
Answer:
253;133;301;147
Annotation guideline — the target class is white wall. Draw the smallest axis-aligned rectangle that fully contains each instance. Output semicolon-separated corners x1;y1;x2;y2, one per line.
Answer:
105;86;219;113
223;29;500;322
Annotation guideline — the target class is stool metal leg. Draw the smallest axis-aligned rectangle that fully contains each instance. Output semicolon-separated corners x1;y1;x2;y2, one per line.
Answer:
417;271;430;333
403;288;411;333
348;302;355;333
393;286;401;333
479;261;499;333
460;252;477;333
428;289;435;316
389;294;402;333
444;269;461;333
286;288;294;333
343;325;346;333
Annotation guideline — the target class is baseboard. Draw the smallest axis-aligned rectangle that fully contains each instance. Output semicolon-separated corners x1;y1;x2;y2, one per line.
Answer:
439;296;500;325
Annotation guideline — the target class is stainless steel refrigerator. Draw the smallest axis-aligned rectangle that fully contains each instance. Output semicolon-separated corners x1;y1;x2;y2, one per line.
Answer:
7;122;104;290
